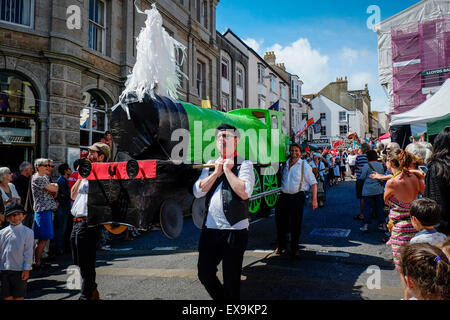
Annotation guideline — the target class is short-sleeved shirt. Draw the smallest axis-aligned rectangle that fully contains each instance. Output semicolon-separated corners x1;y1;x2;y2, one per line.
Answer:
31;174;57;213
355;154;368;180
281;159;317;194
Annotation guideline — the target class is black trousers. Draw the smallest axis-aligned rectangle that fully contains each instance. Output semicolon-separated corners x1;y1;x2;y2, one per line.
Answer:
197;228;248;301
70;220;98;300
275;192;306;253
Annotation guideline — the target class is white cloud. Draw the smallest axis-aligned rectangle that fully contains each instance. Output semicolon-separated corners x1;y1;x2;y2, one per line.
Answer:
266;38;330;93
340;47;359;65
243;38;264;54
348;72;375;90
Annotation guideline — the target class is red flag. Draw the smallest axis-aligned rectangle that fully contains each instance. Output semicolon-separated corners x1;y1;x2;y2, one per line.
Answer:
305;146;310;153
324;146;329;153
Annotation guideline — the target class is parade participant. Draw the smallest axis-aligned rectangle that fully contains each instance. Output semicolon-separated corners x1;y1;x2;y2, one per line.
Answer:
311;155;326;207
409;198;446;245
276;143;318;257
0;202;34;300
31;159;58;269
339;150;346;182
70;142;110;300
384;149;425;269
424;126;450;235
399;243;450;300
193;124;254;301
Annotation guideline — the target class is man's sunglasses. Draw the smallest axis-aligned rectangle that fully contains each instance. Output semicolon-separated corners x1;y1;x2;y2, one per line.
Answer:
40;164;54;168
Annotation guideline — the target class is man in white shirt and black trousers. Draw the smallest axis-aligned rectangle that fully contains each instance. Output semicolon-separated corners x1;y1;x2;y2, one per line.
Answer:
193;123;254;301
276;143;318;257
70;142;110;300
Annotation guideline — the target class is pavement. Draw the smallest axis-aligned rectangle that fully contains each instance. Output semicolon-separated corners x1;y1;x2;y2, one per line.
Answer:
25;178;403;300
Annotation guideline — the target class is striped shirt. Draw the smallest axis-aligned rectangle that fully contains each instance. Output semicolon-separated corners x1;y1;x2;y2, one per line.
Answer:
355;154;368;180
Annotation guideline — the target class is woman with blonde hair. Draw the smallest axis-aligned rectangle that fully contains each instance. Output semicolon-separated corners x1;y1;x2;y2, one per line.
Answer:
384;149;425;269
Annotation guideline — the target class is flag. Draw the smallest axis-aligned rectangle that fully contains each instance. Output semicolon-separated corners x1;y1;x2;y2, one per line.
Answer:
296;118;314;137
268;100;279;111
313;118;322;134
332;140;343;148
305;146;310;153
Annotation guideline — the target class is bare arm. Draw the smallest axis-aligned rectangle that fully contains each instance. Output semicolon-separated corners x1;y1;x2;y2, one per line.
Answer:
44;183;58;193
198;158;223;193
223;159;249;200
71;179;84;201
311;183;318;210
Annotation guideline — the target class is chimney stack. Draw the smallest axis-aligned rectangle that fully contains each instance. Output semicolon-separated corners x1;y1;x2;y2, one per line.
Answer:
264;51;276;65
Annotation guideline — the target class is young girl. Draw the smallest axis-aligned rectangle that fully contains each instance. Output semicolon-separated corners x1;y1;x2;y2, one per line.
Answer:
399;242;450;300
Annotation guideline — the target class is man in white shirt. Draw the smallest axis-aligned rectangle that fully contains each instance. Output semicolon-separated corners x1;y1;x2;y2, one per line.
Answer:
193;124;254;301
276;143;318;257
70;142;110;300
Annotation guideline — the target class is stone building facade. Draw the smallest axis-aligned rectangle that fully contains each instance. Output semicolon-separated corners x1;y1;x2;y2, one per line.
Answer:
0;0;220;172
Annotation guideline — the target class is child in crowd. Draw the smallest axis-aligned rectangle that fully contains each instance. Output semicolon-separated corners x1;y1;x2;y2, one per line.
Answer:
399;242;450;300
0;202;34;300
409;198;447;245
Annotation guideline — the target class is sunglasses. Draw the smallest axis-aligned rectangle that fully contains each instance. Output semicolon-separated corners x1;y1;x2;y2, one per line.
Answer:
40;164;54;168
217;133;236;140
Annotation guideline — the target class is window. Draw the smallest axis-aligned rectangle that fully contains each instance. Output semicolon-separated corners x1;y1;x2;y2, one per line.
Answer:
201;0;208;29
271;75;277;93
175;47;185;89
236;99;243;109
320;113;326;120
221;57;229;80
302;113;308;120
221;94;229;112
339;125;348;136
88;0;105;53
0;0;33;27
257;64;265;84
320;125;327;136
0;71;38;114
280;84;286;100
258;94;265;108
339;111;346;121
291;80;295;95
237;68;243;88
271;115;278;129
80;91;108;149
197;61;206;100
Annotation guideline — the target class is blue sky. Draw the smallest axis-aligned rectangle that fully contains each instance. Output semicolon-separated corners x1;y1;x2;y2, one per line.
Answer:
216;0;420;112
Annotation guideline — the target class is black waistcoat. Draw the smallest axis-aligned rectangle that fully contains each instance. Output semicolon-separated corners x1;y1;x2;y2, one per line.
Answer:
204;156;250;227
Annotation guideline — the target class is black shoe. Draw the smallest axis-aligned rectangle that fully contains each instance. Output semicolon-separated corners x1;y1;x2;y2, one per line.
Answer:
353;215;364;221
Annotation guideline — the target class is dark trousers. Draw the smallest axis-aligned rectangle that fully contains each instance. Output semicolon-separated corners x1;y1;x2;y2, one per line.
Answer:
70;220;98;300
363;194;385;225
197;228;248;301
276;192;306;253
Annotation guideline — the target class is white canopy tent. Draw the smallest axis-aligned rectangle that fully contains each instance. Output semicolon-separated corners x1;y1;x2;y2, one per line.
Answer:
390;78;450;126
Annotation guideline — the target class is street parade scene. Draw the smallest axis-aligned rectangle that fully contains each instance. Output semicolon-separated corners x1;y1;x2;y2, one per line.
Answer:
0;0;449;310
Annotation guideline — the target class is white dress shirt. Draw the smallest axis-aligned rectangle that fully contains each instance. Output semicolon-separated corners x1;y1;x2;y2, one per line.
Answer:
193;159;254;230
71;179;89;218
0;223;34;271
281;159;317;194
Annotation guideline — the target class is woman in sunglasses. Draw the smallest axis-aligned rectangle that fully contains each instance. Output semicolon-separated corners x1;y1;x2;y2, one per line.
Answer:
31;158;58;269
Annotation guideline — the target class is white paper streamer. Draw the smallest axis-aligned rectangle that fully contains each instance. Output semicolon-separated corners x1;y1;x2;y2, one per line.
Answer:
119;2;188;103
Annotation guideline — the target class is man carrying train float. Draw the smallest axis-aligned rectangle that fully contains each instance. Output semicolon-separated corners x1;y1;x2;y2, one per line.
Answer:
70;142;111;300
275;143;318;257
193;123;255;301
